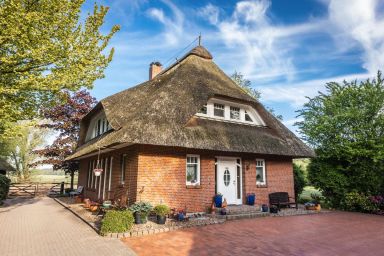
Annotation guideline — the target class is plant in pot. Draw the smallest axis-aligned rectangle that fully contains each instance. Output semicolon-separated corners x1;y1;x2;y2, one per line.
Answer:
153;204;170;224
311;193;322;211
213;193;223;207
129;201;153;224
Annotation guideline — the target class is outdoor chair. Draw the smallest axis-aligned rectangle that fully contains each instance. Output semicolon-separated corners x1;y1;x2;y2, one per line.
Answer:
69;185;84;199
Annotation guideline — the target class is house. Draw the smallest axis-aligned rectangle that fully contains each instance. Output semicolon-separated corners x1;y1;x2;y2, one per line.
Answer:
67;46;314;212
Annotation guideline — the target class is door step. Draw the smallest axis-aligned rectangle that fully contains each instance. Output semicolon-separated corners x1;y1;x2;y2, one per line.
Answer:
215;211;269;220
210;205;270;220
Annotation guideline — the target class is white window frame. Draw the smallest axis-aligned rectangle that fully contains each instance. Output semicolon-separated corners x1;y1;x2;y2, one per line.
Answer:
120;154;126;185
213;103;225;118
230;106;240;120
195;98;266;126
256;159;266;185
186;154;200;186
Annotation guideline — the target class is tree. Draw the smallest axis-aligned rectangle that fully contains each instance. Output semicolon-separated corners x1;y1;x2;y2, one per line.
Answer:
231;71;283;120
3;122;47;181
293;163;306;199
34;90;97;189
296;71;384;207
0;0;119;139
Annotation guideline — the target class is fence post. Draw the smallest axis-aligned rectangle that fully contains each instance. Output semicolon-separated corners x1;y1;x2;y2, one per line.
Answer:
60;182;64;194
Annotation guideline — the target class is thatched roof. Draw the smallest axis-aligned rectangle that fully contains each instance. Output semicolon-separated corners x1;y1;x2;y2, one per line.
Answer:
68;46;314;160
0;158;15;172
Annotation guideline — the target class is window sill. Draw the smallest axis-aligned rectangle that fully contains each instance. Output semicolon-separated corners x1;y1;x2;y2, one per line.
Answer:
256;184;267;188
186;185;201;189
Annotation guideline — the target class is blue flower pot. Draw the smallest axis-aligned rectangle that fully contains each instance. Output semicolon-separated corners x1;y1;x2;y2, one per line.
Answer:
246;193;256;205
214;195;223;207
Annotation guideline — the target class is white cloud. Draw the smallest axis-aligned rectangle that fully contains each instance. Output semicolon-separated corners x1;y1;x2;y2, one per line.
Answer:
258;72;373;107
147;0;184;46
201;0;324;83
198;4;220;25
328;0;384;73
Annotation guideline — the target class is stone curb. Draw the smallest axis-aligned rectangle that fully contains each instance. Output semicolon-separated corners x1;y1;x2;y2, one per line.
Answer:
53;197;100;234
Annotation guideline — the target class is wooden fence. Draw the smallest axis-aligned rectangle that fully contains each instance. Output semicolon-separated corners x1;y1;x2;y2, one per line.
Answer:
8;182;75;198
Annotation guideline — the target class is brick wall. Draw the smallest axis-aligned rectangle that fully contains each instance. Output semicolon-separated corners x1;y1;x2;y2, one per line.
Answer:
76;145;295;212
243;157;294;206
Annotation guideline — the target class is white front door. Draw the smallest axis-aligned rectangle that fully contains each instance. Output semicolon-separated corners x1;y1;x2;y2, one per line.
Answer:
217;158;242;205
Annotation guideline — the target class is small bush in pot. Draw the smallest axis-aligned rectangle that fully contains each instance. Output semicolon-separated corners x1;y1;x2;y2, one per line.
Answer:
100;210;134;236
153;204;170;224
129;201;153;224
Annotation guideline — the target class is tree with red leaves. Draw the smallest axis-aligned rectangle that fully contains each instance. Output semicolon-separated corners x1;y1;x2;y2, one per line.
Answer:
34;90;97;189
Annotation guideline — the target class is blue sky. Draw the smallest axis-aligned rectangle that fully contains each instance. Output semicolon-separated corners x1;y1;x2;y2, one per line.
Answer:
82;0;384;134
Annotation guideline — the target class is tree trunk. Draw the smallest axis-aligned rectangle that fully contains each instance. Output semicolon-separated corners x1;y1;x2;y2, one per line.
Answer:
70;170;74;190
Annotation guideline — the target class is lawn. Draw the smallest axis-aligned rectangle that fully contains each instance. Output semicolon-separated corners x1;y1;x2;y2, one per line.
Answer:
299;186;322;202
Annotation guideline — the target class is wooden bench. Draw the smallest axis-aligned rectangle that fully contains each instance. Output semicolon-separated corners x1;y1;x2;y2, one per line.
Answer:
269;192;298;210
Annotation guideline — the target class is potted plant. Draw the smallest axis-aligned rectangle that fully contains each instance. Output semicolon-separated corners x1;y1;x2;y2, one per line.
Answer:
213;193;223;207
246;193;256;205
311;193;322;211
153;204;170;224
129;201;153;224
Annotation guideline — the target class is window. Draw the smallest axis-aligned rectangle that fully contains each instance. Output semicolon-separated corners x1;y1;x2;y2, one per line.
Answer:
198;104;207;115
230;106;240;120
194;98;265;126
245;111;253;122
256;159;266;185
224;168;230;186
214;103;224;117
186;155;200;185
120;154;126;185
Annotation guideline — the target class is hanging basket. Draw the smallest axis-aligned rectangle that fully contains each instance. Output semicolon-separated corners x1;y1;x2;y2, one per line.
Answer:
93;168;103;177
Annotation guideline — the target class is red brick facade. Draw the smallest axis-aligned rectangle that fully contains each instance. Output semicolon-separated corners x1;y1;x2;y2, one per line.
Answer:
78;145;294;212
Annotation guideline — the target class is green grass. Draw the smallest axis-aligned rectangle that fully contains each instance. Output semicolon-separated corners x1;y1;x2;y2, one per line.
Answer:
8;169;78;184
299;186;322;201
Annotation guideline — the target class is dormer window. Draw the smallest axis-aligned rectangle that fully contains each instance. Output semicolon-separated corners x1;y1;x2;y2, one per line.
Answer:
214;103;225;117
245;111;253;122
86;111;111;141
199;104;207;115
195;98;265;126
230;106;240;120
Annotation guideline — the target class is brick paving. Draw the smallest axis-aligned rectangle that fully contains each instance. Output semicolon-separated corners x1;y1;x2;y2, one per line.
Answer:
124;212;384;256
0;197;135;256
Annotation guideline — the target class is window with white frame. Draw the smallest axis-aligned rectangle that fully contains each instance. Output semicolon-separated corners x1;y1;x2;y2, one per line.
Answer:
256;159;266;185
195;98;265;126
245;110;253;122
198;104;207;115
120;154;126;185
186;155;200;185
214;103;225;117
230;106;240;120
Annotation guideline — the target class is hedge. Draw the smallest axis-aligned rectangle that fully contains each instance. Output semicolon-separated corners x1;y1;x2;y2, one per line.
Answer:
0;174;11;203
100;210;134;236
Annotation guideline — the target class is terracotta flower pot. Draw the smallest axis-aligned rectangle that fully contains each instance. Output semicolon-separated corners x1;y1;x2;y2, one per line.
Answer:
90;205;98;212
315;204;321;211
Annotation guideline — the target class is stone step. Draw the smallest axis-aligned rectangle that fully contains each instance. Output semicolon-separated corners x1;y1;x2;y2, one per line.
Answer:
212;211;270;220
215;205;262;215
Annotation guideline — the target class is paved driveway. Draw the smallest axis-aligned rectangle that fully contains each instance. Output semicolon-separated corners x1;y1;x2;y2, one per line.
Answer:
0;197;135;256
124;212;384;256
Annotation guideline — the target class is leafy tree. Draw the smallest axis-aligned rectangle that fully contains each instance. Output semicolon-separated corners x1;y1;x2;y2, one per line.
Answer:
297;71;384;207
231;71;283;120
3;121;47;181
34;90;96;189
0;0;119;139
293;163;307;199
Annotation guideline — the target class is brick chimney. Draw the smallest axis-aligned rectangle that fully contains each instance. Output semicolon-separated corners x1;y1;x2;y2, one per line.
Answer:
149;61;163;80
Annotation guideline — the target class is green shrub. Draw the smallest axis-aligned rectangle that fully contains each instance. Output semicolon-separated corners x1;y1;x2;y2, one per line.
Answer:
100;210;134;236
153;204;170;216
341;192;379;213
293;163;307;198
129;201;153;216
0;174;11;203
